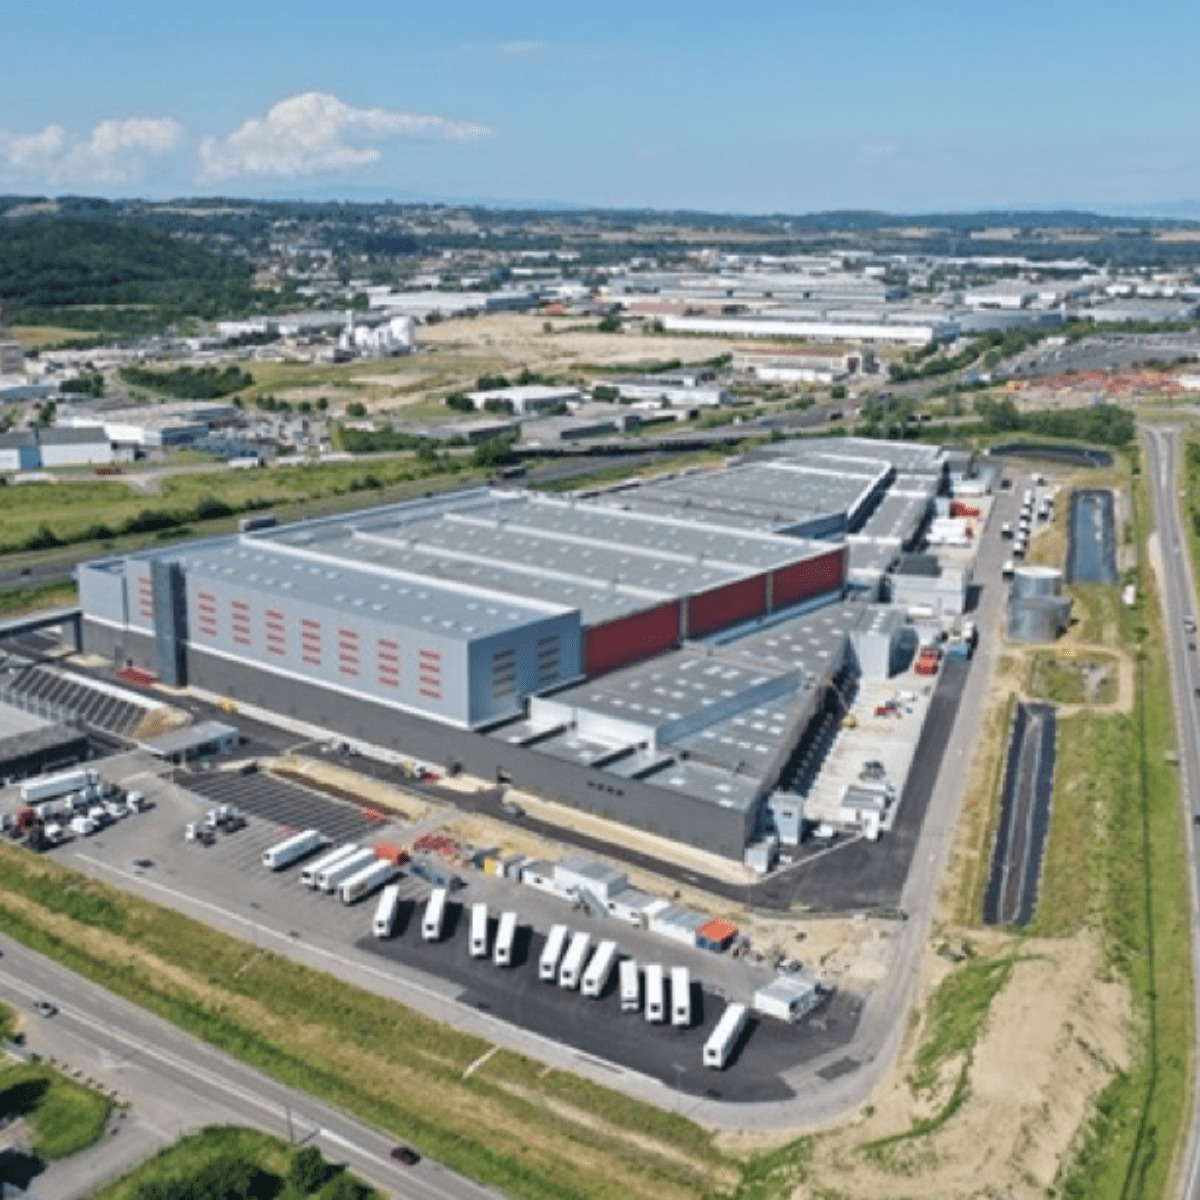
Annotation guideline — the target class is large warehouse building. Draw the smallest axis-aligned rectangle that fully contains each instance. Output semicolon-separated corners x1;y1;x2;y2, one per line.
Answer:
79;438;946;860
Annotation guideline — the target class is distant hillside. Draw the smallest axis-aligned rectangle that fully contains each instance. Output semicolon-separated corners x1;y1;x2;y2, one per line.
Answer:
0;216;253;317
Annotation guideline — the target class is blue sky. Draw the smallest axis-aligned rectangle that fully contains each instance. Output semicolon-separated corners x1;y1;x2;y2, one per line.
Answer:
3;0;1199;214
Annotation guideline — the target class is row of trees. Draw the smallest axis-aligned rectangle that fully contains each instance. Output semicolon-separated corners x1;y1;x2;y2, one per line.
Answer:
132;1146;369;1200
119;365;254;400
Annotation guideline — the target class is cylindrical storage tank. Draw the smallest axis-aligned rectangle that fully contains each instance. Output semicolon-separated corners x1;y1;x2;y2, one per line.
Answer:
1006;596;1070;642
1011;565;1062;600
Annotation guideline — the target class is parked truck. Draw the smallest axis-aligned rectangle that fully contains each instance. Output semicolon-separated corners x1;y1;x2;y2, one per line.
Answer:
302;843;360;888
469;902;490;959
316;847;376;893
70;814;98;838
671;966;692;1028
539;924;570;982
493;911;518;966
559;932;592;990
422;887;448;941
339;858;396;905
645;964;666;1023
261;829;328;871
703;1003;749;1069
21;768;98;806
581;940;619;999
372;884;401;937
619;959;640;1013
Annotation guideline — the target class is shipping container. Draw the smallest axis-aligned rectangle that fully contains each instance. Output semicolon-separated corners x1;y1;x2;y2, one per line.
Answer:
493;911;518;966
539;924;570;981
372;884;401;937
339;859;397;905
422;887;448;941
469;902;490;958
619;958;640;1013
559;932;593;990
581;939;619;998
671;966;692;1028
703;1003;749;1069
316;847;376;893
645;963;666;1023
261;828;328;871
302;842;360;888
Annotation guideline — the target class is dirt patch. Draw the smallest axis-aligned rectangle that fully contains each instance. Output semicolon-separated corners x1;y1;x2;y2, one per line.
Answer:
267;755;431;821
801;931;1131;1200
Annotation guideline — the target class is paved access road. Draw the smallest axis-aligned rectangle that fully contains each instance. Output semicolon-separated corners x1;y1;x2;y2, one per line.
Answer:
0;936;504;1200
1143;427;1200;1200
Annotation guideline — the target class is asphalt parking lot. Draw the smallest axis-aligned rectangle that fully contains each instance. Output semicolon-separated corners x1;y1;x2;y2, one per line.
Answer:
357;902;862;1102
180;769;386;843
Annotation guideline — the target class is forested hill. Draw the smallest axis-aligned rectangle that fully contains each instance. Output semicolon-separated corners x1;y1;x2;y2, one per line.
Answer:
0;216;254;325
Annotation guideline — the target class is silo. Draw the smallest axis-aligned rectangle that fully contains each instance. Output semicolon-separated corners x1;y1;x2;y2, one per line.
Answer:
1011;565;1062;601
1006;595;1071;642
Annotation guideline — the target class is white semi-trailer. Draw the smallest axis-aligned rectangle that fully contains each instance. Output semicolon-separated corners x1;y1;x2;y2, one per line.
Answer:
703;1003;748;1069
21;768;97;805
422;887;448;941
493;911;518;966
581;939;619;998
302;843;359;888
469;902;490;958
539;924;570;982
372;884;401;937
339;859;396;905
559;932;592;990
645;964;665;1023
671;966;692;1028
261;829;327;871
316;847;376;893
619;959;640;1013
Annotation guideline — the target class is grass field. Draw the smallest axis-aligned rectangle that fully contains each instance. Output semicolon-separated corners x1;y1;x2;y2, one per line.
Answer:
5;325;102;350
0;844;749;1200
0;580;78;619
0;999;14;1040
0;1061;112;1161
1042;465;1192;1199
1027;650;1119;705
92;1126;376;1200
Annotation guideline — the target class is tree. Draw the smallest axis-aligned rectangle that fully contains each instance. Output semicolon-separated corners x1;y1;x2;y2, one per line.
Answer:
320;1174;370;1200
597;314;621;333
592;384;618;402
830;385;846;401
445;393;474;413
345;401;367;418
316;397;328;411
288;1147;331;1193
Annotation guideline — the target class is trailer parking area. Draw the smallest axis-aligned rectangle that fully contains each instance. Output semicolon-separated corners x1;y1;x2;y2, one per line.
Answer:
180;768;387;844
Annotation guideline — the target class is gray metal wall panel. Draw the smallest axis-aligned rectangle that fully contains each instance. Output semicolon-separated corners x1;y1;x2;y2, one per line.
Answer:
77;563;127;627
184;646;752;859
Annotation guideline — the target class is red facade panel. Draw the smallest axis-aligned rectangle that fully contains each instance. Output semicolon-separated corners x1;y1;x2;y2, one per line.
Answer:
686;574;767;639
770;548;846;609
583;601;681;678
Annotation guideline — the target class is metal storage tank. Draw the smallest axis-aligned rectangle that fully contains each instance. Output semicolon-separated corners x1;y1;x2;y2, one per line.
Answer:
1011;565;1063;601
1006;595;1071;642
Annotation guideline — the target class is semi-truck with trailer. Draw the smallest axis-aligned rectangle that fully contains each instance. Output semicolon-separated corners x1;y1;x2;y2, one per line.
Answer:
645;964;665;1023
316;847;376;893
261;829;327;870
302;843;359;888
703;1003;749;1069
671;966;692;1028
619;959;640;1013
372;884;401;937
581;939;619;998
540;924;570;982
493;911;518;966
21;768;98;806
469;902;490;958
339;858;396;905
422;887;448;941
559;931;592;990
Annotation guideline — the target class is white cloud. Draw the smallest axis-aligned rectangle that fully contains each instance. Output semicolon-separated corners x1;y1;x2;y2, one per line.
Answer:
198;92;491;180
0;117;183;184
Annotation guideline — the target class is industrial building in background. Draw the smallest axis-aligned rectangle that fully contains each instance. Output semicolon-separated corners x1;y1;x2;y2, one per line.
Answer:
78;438;955;862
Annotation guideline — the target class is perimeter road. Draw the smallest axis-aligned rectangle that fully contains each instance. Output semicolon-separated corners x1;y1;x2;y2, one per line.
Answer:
1141;426;1200;1200
0;935;504;1200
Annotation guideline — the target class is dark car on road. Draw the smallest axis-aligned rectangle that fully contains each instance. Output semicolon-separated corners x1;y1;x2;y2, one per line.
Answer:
390;1146;419;1166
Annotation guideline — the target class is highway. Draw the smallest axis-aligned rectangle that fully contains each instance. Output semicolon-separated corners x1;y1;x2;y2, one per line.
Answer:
0;935;504;1200
1141;426;1200;1200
